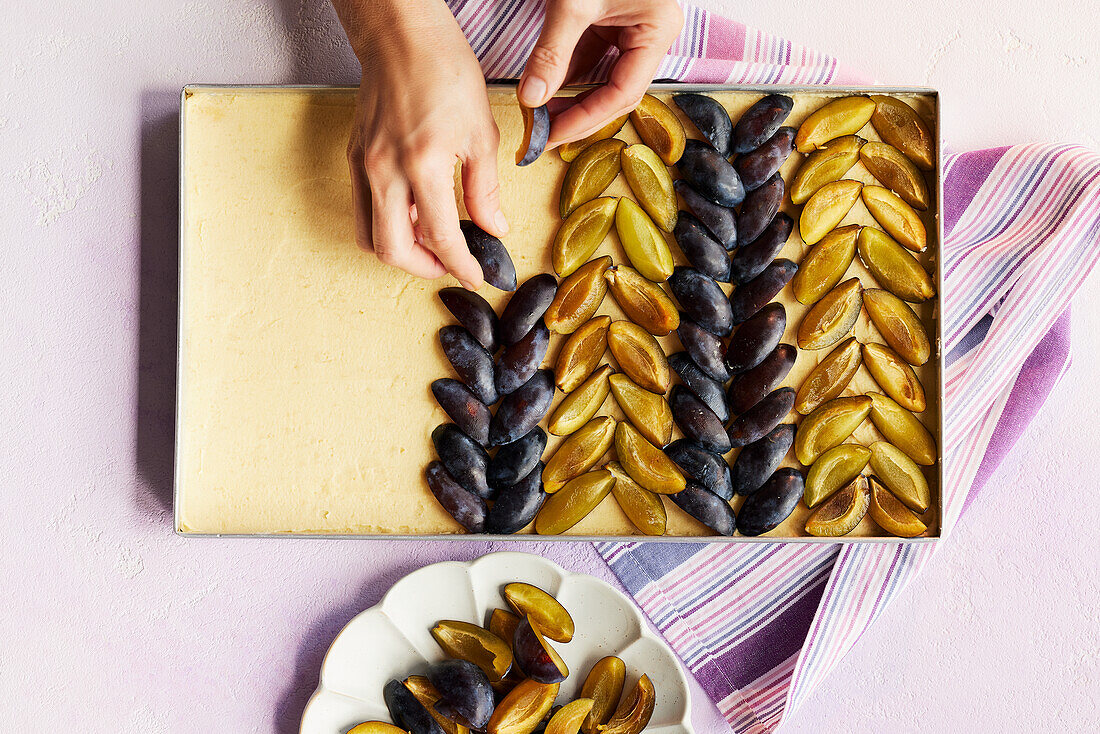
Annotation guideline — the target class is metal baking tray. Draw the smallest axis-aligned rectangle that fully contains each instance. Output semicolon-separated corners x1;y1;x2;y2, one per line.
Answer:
175;83;943;542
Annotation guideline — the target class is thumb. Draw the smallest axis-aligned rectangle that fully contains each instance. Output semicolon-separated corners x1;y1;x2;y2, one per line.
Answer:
519;2;590;107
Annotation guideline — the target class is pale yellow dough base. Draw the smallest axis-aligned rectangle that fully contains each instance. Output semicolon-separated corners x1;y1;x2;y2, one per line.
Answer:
178;86;940;537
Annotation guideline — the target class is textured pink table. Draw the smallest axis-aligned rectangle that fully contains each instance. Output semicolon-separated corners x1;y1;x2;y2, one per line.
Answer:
3;1;1099;731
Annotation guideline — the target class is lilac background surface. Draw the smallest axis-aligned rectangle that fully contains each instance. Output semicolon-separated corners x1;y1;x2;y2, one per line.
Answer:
3;1;1099;731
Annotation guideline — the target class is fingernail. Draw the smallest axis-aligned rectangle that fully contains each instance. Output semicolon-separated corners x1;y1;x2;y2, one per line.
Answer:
495;210;509;234
460;279;479;291
520;76;547;106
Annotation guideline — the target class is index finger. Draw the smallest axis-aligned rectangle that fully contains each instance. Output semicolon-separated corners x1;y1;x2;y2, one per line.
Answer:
409;162;486;290
547;44;668;146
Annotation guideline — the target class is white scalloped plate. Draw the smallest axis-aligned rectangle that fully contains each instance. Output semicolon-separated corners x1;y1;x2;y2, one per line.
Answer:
300;552;693;733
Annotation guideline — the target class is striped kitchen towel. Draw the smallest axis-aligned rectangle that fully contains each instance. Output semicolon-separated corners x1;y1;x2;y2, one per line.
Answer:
447;1;1100;730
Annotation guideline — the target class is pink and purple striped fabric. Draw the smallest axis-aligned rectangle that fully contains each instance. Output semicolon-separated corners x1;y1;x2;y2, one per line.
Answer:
447;2;1100;730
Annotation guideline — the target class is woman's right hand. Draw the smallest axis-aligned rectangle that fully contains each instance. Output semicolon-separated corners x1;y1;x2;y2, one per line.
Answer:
334;0;507;288
518;0;685;147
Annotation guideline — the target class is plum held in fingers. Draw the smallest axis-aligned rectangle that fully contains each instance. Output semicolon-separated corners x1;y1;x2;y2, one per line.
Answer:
725;343;797;415
673;179;738;250
489;370;555;447
732;93;794;154
668;351;730;422
734;126;796;191
427;659;495;730
670;384;732;454
669;482;736;536
460;220;517;291
487;428;546;491
668;266;734;337
432;423;492;500
485;462;547;535
500;274;558;346
440;325;499;406
736;171;785;245
726;387;796;449
673;211;732;282
431;378;492;447
675;318;731;382
728;258;798;325
729;213;793;285
676;138;745;207
384;678;447;734
439;287;500;353
495;320;551;396
664;438;734;500
673;92;734;156
736;467;804;536
516;104;550;166
426;461;488;533
730;423;795;497
724;302;786;374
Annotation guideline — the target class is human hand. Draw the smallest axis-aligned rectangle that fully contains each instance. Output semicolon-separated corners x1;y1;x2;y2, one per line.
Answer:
518;0;684;147
335;0;506;287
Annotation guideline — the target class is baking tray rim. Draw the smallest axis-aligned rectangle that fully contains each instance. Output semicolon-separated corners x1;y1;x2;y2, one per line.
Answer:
174;82;945;542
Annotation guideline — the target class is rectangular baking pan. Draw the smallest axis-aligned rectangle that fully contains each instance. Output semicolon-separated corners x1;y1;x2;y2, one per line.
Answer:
175;83;943;541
